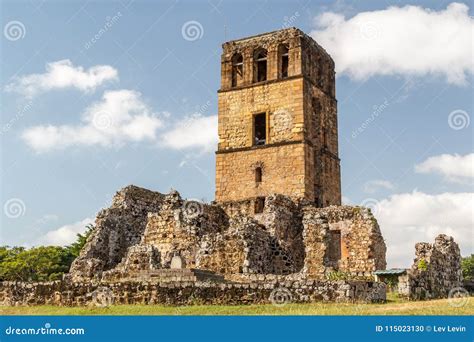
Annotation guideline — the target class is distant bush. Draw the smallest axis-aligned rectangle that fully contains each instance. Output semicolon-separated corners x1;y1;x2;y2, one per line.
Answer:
461;254;474;280
0;224;94;281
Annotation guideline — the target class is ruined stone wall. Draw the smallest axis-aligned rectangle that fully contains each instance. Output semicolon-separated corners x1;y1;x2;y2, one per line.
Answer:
68;186;385;284
197;217;267;275
217;198;255;217
324;206;386;275
67;186;165;282
301;206;386;279
405;235;462;300
301;207;331;278
141;191;228;269
0;280;386;306
258;194;305;271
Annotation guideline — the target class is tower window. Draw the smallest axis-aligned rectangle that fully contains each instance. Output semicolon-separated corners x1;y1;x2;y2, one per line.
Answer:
254;49;267;82
280;45;289;78
255;167;262;183
231;53;243;87
253;113;266;146
255;197;265;214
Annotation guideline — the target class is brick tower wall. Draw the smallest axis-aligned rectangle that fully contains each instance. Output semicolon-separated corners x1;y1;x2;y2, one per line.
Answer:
215;28;340;206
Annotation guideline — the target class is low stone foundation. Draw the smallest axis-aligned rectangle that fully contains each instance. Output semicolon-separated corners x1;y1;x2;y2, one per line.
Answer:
0;280;385;306
102;269;226;283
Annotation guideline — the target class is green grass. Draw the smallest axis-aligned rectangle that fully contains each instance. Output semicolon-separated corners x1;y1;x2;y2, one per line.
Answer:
1;296;472;316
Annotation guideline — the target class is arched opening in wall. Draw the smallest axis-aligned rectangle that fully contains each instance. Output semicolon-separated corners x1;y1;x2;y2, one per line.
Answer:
231;53;243;87
279;45;289;79
255;167;262;183
254;197;265;214
254;49;267;82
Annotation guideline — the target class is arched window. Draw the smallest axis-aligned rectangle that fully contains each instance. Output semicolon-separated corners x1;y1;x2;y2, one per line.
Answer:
231;53;243;87
255;167;262;183
279;45;289;78
254;49;267;82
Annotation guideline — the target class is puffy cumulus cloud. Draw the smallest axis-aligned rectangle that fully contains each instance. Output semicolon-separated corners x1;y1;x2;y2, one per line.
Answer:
311;2;474;84
375;191;473;268
22;90;164;153
36;217;93;246
5;59;118;98
161;114;218;152
415;153;474;183
363;179;395;194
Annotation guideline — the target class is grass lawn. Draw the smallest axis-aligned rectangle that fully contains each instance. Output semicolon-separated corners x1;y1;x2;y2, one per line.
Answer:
1;296;472;315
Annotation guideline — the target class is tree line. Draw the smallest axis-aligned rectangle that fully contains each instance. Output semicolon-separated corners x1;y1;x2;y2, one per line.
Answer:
0;225;94;281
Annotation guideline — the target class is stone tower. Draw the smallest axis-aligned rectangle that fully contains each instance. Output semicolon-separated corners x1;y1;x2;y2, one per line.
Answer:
215;28;341;209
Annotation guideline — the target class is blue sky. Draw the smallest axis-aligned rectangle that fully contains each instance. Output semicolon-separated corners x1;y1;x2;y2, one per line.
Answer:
1;0;473;267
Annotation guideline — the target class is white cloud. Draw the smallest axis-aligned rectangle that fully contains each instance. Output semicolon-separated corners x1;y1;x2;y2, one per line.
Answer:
5;59;118;97
415;153;474;183
22;89;164;152
311;2;474;84
363;179;395;193
161;114;218;152
376;191;473;268
36;217;93;246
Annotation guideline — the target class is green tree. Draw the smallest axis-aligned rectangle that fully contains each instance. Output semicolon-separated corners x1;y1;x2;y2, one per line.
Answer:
0;224;95;281
461;254;474;280
0;246;72;281
65;224;95;257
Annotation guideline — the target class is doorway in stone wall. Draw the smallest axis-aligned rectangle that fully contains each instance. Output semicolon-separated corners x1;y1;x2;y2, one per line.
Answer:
328;230;342;267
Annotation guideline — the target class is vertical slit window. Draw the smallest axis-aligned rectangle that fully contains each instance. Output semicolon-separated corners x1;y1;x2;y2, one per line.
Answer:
253;113;266;146
280;45;289;78
255;167;262;183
